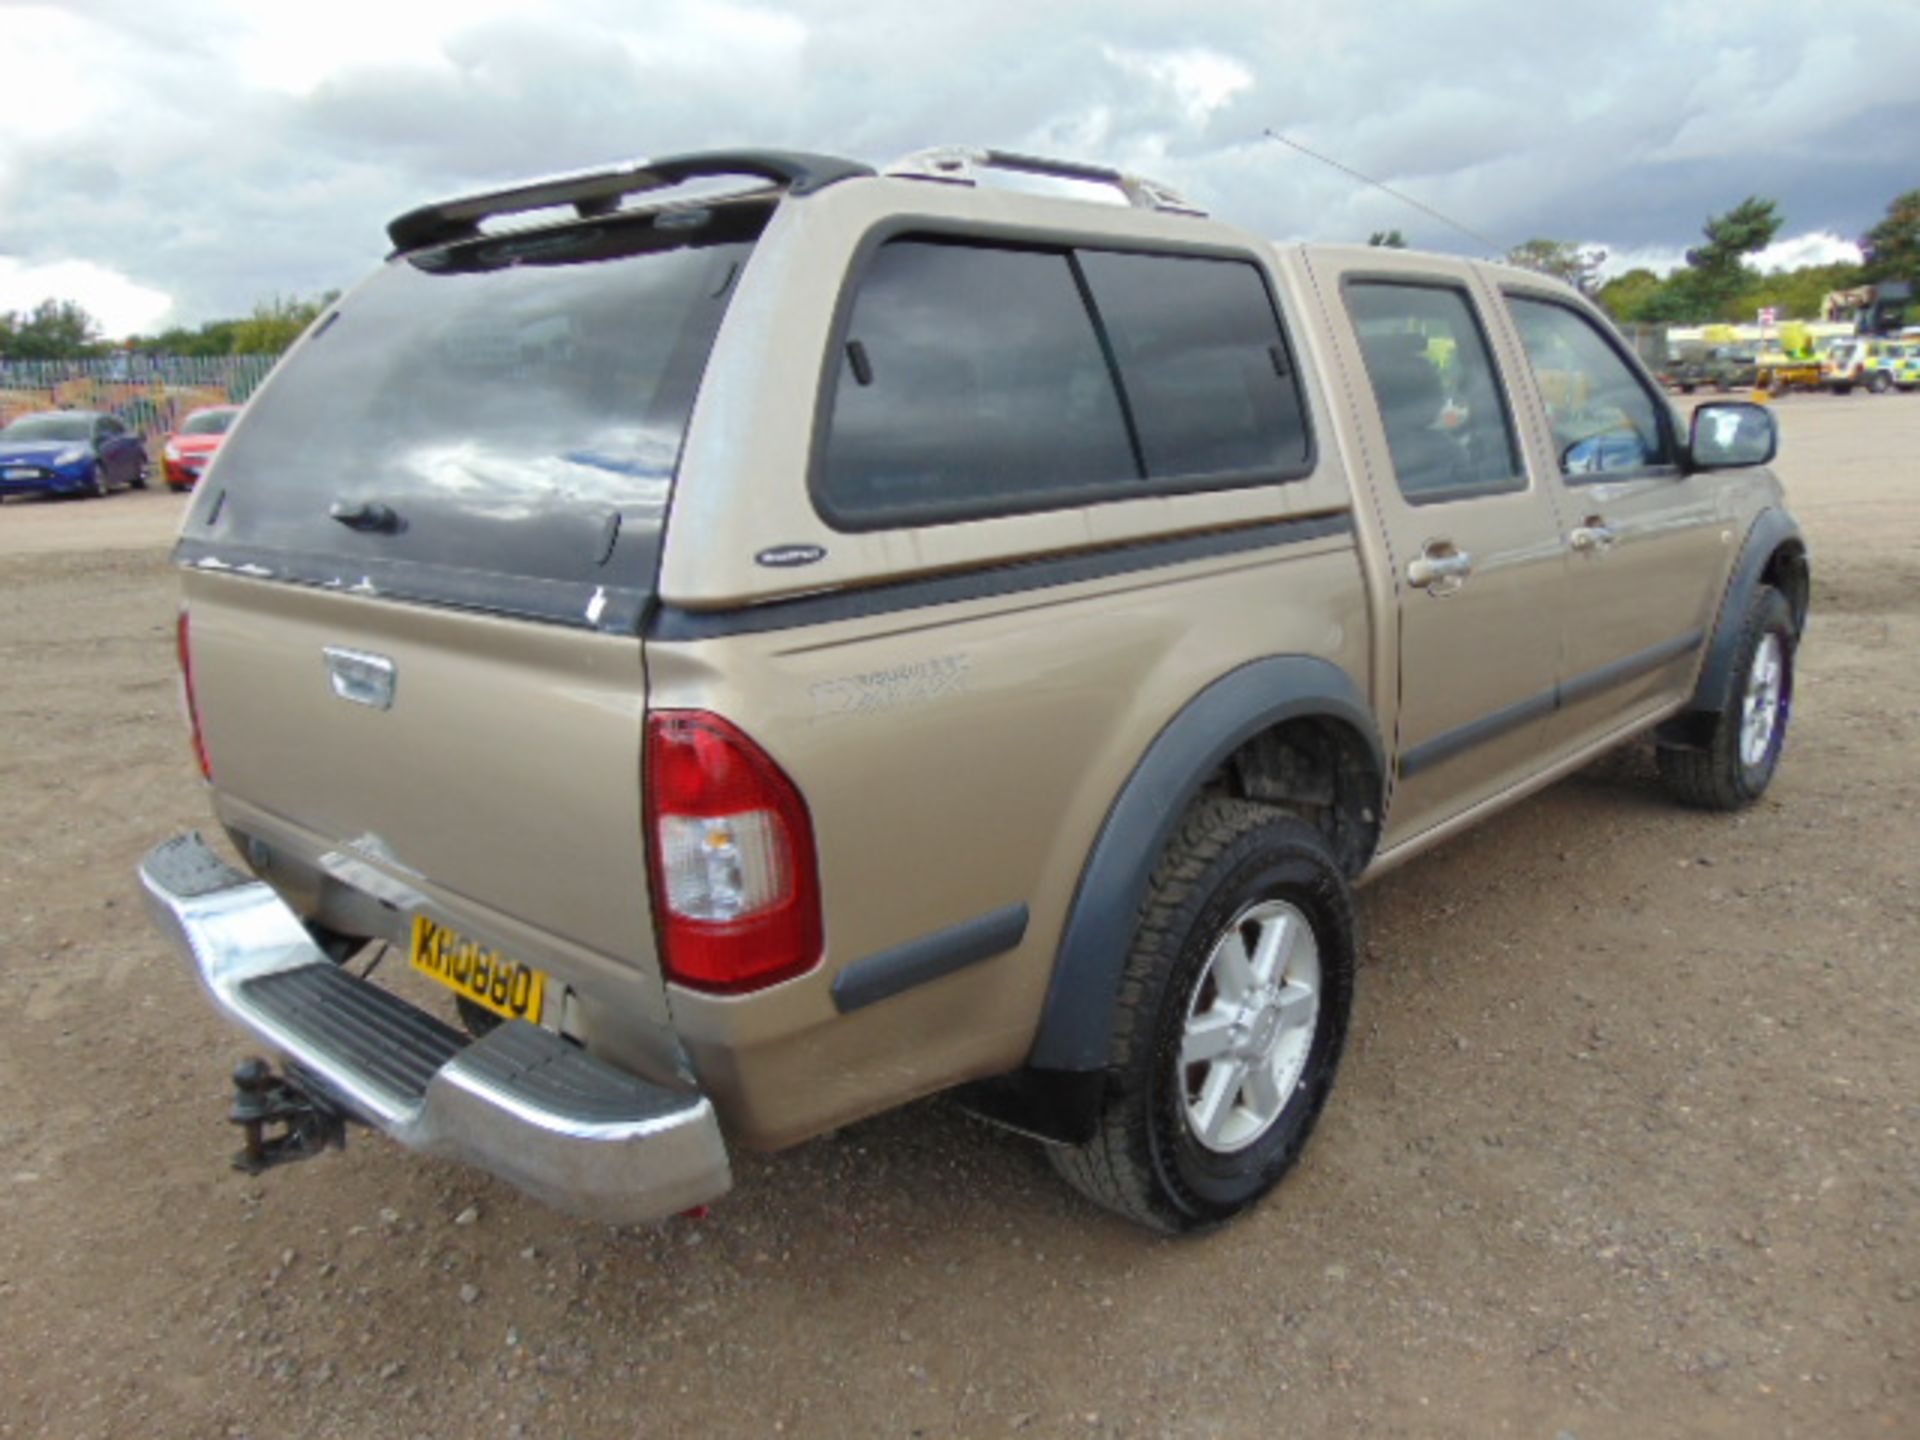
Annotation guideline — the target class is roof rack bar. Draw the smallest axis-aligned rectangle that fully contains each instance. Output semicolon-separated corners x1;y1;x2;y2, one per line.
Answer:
884;146;1206;217
387;149;876;253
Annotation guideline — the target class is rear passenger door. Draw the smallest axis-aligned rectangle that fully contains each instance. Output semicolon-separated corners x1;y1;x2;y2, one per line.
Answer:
1493;287;1729;756
92;416;122;482
1307;254;1567;846
106;417;138;482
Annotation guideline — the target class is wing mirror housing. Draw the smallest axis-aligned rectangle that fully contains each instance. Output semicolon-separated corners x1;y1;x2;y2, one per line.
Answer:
1687;402;1777;470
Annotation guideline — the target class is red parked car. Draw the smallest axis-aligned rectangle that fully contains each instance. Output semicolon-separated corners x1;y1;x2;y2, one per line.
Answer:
162;405;241;491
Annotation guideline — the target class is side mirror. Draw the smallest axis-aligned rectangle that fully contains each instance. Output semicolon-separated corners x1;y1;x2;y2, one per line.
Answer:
1688;402;1777;470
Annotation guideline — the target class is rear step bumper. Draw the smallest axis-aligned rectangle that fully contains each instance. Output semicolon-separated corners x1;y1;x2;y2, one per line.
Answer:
139;833;731;1224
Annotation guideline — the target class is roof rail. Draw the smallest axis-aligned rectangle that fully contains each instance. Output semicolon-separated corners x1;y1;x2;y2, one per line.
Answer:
387;149;876;253
885;146;1206;217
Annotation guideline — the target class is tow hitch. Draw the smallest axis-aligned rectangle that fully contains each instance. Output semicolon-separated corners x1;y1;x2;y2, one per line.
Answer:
228;1057;348;1174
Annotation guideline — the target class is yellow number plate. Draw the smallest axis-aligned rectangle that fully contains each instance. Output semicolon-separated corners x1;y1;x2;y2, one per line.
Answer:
409;916;546;1025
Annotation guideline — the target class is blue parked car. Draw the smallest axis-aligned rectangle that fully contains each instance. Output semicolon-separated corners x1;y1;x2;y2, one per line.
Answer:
0;410;149;498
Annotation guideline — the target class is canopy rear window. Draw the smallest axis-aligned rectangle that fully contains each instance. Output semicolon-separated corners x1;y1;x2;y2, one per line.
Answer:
180;200;770;630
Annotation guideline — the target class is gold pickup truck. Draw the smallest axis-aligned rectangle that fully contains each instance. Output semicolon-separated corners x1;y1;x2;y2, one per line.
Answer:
141;147;1807;1234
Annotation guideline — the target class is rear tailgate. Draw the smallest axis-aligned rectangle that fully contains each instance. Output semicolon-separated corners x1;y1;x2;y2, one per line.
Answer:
171;195;774;1067
186;570;652;972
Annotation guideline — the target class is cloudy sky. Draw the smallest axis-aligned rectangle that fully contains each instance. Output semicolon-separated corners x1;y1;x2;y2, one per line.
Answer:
4;0;1917;336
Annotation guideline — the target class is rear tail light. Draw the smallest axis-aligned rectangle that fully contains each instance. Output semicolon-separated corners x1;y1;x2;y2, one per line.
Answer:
644;711;822;993
176;610;213;781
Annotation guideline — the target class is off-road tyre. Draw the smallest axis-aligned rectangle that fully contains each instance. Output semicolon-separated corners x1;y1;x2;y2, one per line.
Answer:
1048;799;1355;1234
1658;586;1795;810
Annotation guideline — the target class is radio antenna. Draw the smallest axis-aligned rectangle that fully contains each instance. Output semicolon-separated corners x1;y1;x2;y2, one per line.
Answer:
1260;128;1504;252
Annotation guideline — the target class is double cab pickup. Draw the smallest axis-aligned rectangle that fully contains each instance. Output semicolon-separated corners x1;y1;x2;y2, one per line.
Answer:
142;147;1806;1233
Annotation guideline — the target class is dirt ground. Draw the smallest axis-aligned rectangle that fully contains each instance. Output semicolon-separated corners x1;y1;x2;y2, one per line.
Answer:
1;394;1916;1440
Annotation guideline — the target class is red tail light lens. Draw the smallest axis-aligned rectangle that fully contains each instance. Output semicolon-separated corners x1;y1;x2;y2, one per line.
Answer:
176;610;212;781
644;711;822;993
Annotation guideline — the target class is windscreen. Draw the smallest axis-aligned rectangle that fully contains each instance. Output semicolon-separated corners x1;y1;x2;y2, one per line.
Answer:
4;415;91;441
181;199;769;630
181;409;237;436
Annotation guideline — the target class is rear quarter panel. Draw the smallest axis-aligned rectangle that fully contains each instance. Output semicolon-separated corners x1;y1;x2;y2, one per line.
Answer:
655;193;1374;1146
652;541;1369;1147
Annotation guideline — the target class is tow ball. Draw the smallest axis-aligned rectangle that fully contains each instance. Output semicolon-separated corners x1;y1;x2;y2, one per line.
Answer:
228;1057;348;1175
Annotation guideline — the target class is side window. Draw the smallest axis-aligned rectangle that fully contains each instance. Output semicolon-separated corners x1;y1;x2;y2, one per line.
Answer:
819;240;1137;526
1076;250;1310;481
817;238;1317;528
1344;281;1523;504
1507;296;1674;478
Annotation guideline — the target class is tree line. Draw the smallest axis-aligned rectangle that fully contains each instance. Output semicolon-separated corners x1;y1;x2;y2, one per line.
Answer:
1370;188;1918;325
6;186;1916;359
0;292;338;362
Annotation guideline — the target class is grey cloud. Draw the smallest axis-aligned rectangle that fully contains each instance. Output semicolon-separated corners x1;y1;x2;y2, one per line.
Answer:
4;0;1917;327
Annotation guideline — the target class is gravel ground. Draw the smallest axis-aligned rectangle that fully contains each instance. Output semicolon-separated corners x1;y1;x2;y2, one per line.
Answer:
1;394;1916;1439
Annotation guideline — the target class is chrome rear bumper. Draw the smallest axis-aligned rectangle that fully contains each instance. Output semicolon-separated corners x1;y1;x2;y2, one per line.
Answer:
139;833;730;1224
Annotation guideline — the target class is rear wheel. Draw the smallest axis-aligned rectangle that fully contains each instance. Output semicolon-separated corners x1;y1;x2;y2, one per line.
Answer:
1869;370;1893;395
89;462;109;498
128;460;148;490
1657;587;1795;810
1047;800;1355;1233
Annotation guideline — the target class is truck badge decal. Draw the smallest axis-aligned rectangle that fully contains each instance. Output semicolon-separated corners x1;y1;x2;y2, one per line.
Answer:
756;544;827;568
812;653;970;720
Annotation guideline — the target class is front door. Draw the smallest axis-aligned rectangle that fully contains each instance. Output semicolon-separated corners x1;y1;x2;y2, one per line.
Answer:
1307;255;1568;847
1495;290;1731;755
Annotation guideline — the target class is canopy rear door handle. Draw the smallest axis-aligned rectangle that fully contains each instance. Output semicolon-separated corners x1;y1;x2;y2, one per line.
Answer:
329;499;402;534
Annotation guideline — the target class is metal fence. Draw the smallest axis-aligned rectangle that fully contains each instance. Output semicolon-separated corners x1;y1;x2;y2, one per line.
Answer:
0;355;278;443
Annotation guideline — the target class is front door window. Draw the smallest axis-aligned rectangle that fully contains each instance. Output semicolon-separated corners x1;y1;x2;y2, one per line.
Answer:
1506;297;1675;478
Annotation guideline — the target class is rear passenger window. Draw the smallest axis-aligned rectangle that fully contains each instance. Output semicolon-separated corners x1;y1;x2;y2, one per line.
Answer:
817;238;1312;528
819;241;1136;526
1507;296;1674;478
1344;282;1523;505
1077;250;1309;481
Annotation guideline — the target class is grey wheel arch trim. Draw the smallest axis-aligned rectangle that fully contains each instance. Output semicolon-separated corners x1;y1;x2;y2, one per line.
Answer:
1690;508;1808;716
1026;656;1381;1074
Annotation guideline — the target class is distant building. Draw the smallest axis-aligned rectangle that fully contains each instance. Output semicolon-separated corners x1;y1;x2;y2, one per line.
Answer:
1823;282;1911;333
1668;320;1854;347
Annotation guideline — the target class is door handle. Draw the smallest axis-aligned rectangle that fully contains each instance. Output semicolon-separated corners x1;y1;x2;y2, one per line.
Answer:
1407;543;1473;592
1569;519;1617;553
